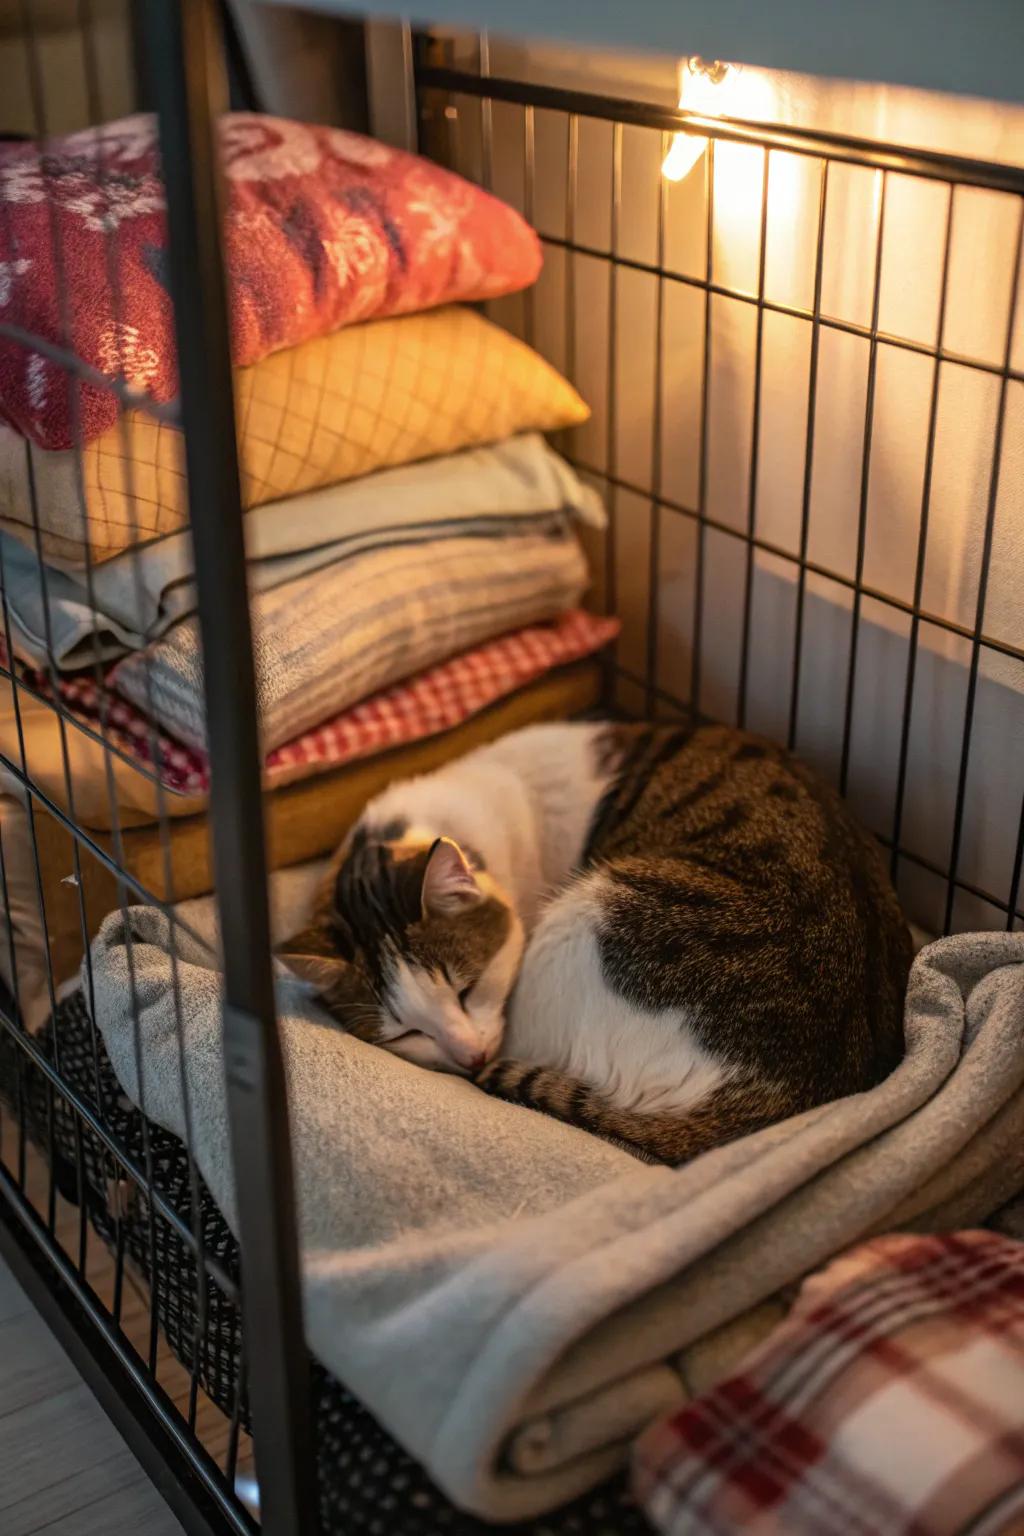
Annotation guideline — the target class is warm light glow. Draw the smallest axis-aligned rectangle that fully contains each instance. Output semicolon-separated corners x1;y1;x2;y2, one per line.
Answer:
661;132;708;185
662;57;736;182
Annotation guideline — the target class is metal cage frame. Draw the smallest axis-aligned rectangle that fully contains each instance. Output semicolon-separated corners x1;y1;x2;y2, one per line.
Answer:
0;6;1022;1535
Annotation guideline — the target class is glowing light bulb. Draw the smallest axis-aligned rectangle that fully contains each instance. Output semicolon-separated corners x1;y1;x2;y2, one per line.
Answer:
662;57;736;182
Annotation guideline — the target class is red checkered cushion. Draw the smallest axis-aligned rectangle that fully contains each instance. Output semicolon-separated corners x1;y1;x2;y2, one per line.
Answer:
16;610;617;798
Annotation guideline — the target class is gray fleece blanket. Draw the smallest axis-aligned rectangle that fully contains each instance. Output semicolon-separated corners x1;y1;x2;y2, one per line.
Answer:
87;884;1024;1523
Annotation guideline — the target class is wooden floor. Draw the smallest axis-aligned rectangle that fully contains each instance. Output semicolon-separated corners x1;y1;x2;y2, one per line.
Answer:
0;1252;185;1536
1;1114;255;1534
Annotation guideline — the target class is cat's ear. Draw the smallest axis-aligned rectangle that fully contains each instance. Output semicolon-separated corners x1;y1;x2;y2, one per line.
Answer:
276;926;351;993
421;837;483;917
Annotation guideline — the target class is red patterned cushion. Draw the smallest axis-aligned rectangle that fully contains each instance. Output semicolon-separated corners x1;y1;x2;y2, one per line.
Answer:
16;611;618;798
0;113;542;449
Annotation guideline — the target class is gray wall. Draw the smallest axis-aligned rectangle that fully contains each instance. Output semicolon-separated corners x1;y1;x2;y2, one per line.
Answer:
306;0;1024;107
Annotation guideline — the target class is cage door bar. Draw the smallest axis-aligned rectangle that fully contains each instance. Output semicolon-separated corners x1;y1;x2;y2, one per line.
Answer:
414;67;1024;196
137;3;317;1531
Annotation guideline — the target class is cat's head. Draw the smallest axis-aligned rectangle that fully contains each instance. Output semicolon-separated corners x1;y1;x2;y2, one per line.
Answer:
278;830;523;1074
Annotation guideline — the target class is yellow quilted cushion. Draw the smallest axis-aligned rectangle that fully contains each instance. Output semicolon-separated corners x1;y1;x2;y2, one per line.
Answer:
0;307;588;566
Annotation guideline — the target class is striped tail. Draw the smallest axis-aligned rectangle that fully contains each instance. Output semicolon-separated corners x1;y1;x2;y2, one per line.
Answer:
476;1059;796;1165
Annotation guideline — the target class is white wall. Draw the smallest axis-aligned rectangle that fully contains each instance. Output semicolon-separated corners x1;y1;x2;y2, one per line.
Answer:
439;35;1024;935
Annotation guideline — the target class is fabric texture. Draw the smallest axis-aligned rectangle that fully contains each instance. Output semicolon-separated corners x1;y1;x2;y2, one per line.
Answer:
0;660;607;1032
86;907;1024;1522
634;1229;1024;1536
15;610;618;798
0;113;541;451
0;434;601;668
0;309;588;566
111;524;593;753
0;661;606;1034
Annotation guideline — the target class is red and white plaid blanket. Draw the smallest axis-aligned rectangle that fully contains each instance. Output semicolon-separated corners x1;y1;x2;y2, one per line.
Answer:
634;1230;1024;1536
15;609;617;798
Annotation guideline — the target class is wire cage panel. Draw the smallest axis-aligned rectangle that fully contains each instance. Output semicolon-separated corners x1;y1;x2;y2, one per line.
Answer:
418;47;1024;941
0;2;312;1532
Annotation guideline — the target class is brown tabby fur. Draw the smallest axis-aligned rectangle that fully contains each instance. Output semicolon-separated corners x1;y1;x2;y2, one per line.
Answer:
478;722;913;1164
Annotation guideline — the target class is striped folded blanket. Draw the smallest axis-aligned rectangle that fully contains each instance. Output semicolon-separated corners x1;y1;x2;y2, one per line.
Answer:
16;610;617;798
0;434;602;671
112;522;593;752
634;1229;1024;1536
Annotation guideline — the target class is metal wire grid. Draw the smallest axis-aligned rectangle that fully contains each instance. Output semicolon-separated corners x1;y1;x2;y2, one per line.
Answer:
0;10;1020;1536
0;0;201;1367
416;54;1024;939
0;2;308;1533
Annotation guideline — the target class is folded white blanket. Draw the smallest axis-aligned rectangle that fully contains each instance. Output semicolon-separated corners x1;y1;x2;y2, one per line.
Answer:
0;435;602;670
88;877;1024;1523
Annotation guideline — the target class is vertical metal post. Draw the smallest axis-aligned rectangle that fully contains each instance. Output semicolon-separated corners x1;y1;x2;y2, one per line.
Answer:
644;132;669;716
137;4;317;1532
736;147;771;729
523;104;536;346
478;31;494;189
889;184;955;887
787;158;829;751
838;170;888;796
690;139;716;717
563;112;579;453
365;19;417;150
942;195;1024;935
604;123;622;633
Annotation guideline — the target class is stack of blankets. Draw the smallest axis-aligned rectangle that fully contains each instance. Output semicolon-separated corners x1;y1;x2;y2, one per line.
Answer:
0;112;616;1025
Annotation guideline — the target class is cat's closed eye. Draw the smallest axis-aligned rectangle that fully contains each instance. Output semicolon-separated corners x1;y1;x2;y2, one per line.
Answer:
457;984;474;1010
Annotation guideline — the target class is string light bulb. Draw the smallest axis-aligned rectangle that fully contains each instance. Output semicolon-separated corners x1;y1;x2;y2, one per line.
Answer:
661;57;737;182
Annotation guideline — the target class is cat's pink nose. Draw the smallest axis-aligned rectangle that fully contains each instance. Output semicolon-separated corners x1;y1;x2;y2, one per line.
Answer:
468;1051;487;1073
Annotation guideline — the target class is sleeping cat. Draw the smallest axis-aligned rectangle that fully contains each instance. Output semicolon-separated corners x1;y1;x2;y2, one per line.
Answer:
279;722;912;1163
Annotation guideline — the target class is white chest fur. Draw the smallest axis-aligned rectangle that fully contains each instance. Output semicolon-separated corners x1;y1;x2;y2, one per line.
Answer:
359;723;730;1117
506;874;730;1116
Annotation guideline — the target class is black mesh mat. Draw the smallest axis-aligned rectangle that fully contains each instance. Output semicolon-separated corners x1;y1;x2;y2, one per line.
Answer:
0;993;653;1534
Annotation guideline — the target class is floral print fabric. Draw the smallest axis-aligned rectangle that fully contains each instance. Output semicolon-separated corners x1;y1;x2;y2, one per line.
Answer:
0;113;542;450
